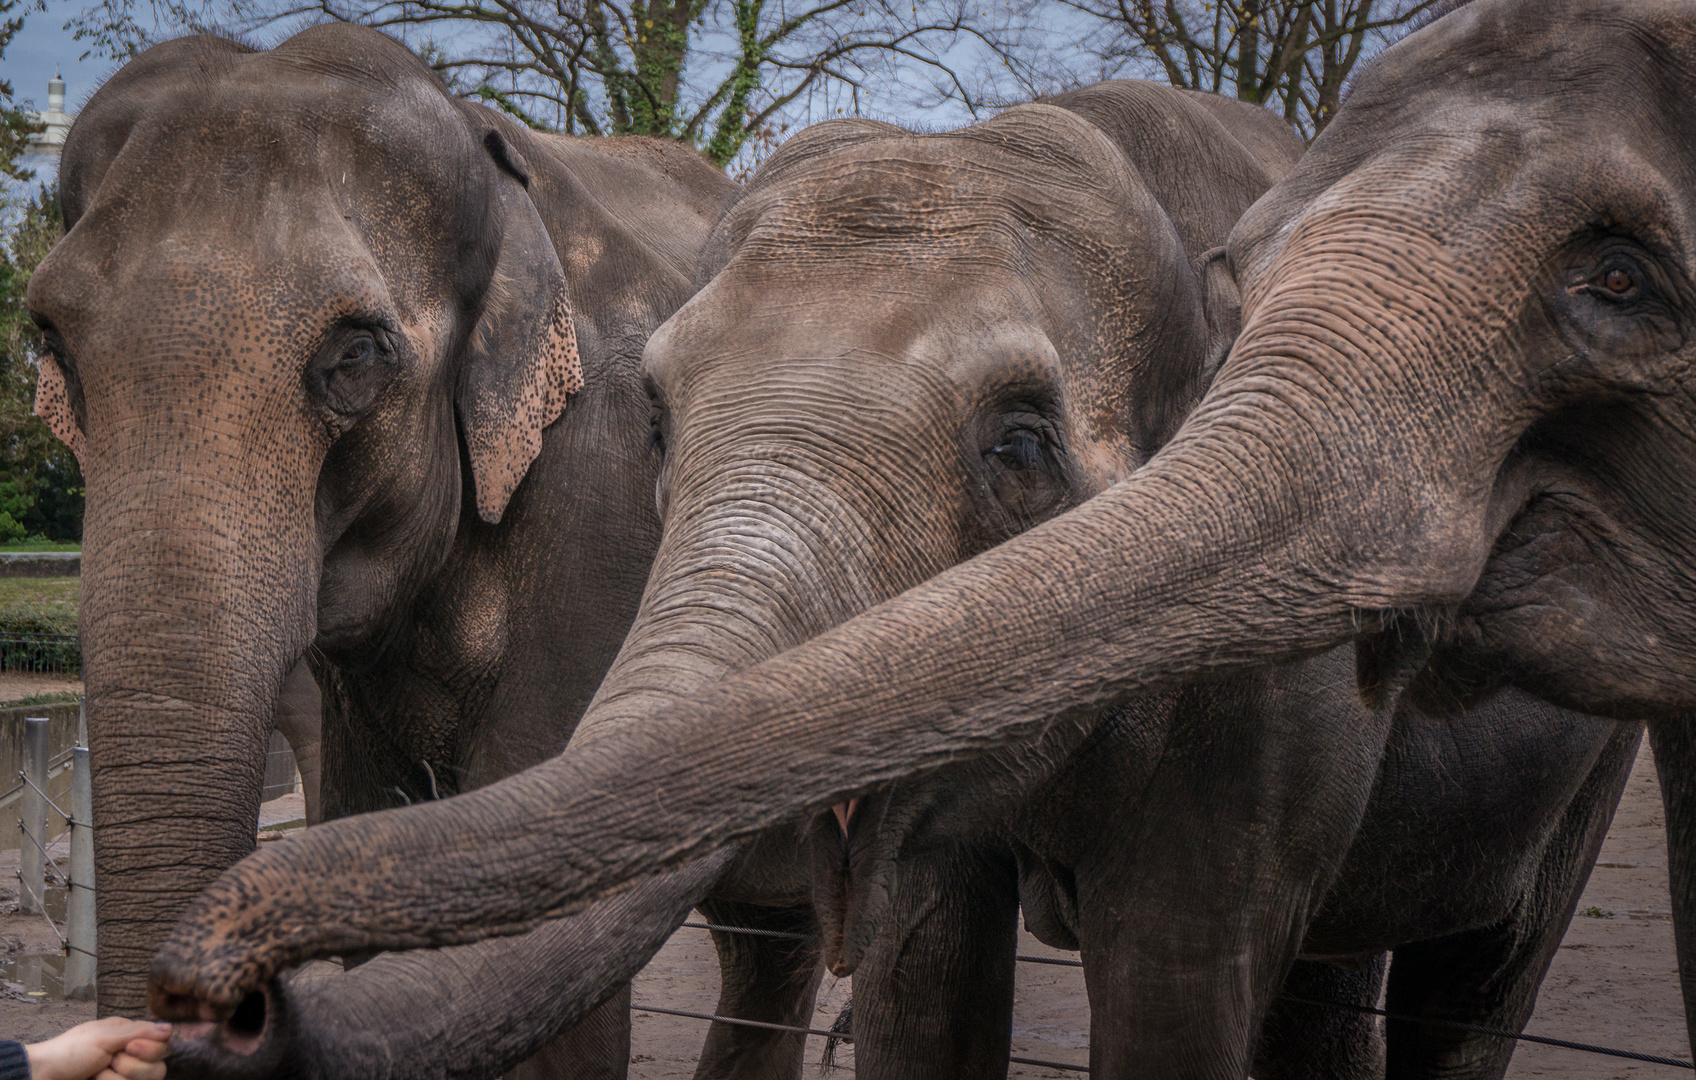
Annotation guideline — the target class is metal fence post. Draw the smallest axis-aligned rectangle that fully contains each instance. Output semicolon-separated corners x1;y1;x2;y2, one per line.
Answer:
64;745;95;1000
18;716;48;915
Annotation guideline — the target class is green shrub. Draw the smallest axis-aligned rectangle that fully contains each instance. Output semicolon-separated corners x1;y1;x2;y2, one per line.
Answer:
0;576;78;672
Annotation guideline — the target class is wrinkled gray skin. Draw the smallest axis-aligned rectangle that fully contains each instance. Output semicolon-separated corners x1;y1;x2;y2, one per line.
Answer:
22;21;736;1073
151;0;1696;1069
820;665;1638;1077
154;79;1298;1076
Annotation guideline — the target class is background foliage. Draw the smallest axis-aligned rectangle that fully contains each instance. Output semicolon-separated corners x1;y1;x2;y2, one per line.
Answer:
2;6;80;544
69;0;1033;172
0;185;79;544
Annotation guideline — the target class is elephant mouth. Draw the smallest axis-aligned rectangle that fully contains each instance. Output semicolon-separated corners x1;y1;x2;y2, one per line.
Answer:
831;798;860;839
167;984;272;1062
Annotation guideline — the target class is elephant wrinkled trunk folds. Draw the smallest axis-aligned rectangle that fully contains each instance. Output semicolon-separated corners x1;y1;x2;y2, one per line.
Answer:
74;402;320;1013
147;429;1377;1014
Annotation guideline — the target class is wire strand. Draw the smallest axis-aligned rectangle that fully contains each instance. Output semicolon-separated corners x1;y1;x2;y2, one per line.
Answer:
677;922;1693;1070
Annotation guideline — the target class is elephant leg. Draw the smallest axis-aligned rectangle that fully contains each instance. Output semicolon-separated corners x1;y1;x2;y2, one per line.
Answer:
848;840;1020;1080
1073;816;1319;1080
1384;723;1641;1080
1651;718;1696;1060
1251;955;1387;1080
691;899;823;1080
1077;894;1289;1080
506;986;633;1080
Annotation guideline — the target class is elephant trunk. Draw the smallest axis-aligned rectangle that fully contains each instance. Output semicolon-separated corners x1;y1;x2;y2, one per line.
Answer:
149;220;1528;1016
82;469;315;1014
164;855;731;1080
571;452;922;747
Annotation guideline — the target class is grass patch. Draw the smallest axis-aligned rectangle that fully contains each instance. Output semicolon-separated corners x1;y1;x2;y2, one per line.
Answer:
0;577;77;637
0;539;80;552
8;691;81;706
0;577;80;672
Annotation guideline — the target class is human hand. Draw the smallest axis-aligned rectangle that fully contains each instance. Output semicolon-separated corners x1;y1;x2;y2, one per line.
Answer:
26;1017;172;1080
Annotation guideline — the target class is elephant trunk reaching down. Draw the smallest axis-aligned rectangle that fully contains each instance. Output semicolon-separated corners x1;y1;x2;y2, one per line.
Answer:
77;420;319;1014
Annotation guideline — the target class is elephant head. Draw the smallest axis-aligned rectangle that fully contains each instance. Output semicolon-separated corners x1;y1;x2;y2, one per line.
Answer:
26;25;584;1012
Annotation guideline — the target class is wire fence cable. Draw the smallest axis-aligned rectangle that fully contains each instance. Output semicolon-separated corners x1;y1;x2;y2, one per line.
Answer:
631;1002;1093;1073
673;921;1694;1072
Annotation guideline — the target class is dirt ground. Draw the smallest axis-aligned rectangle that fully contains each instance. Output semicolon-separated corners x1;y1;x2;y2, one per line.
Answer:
0;672;82;704
0;753;1688;1076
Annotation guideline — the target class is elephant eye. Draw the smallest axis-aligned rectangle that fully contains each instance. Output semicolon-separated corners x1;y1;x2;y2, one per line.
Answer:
311;325;398;419
976;409;1069;534
340;336;376;367
987;430;1043;470
1573;254;1648;306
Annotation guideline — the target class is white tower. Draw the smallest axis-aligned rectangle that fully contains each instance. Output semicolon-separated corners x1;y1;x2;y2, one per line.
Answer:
25;69;74;158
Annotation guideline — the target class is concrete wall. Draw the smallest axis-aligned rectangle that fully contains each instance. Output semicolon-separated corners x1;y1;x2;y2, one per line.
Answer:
0;553;81;578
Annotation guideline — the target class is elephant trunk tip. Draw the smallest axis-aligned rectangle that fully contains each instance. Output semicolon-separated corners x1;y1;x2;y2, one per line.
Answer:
161;984;276;1075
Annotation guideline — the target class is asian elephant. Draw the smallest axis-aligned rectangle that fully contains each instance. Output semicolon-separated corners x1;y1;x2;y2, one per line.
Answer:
21;19;737;1068
152;0;1696;1067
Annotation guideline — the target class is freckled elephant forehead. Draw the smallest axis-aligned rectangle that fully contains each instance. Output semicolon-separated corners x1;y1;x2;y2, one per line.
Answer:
731;107;1148;261
63;28;481;248
1342;0;1696;147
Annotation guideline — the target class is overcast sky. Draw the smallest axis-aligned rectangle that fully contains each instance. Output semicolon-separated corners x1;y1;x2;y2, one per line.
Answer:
7;1;133;187
8;3;122;119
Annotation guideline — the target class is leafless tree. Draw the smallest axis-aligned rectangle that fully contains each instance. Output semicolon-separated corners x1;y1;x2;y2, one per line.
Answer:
67;0;1031;167
1083;1;1442;135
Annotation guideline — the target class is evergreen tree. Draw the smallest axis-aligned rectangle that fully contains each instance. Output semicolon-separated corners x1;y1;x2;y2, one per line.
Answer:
0;0;45;183
0;184;81;542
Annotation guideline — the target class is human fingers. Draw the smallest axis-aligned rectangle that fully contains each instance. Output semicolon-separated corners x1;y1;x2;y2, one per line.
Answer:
108;1051;167;1080
81;1017;172;1054
123;1036;171;1062
28;1017;148;1080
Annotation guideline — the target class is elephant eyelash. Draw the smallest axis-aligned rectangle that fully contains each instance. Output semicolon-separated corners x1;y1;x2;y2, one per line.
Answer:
30;321;71;369
986;429;1046;469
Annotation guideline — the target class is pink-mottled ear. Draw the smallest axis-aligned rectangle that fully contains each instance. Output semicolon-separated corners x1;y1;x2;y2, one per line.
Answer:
457;140;583;526
34;354;84;464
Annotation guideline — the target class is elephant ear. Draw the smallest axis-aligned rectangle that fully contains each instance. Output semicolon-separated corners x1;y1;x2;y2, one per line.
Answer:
1194;246;1241;390
457;128;584;525
34;354;84;465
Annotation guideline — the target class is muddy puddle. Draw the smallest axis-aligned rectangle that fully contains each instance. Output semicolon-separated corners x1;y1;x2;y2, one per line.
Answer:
4;883;71;1001
3;950;66;1000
